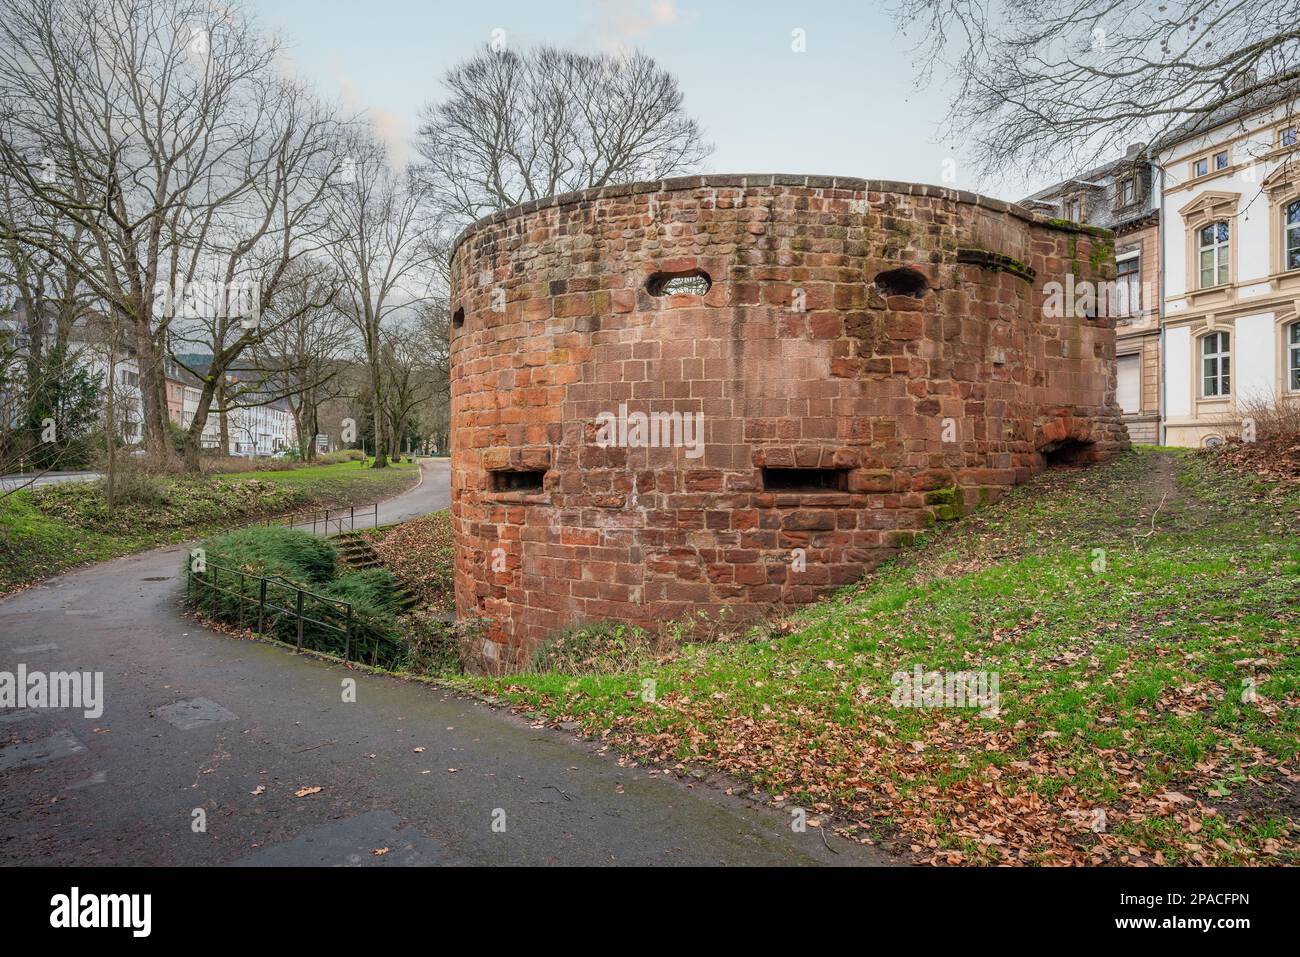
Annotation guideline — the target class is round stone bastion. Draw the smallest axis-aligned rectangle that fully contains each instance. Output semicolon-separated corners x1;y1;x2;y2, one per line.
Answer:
448;174;1130;666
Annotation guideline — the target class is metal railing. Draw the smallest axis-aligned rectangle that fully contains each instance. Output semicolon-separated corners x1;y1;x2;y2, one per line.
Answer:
185;559;366;662
263;502;380;536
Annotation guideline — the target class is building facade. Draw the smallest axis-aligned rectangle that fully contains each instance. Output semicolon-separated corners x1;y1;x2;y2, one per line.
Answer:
1158;98;1300;447
1028;96;1300;447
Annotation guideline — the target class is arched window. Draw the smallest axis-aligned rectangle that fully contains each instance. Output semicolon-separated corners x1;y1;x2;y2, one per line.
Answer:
1198;221;1230;287
1201;330;1230;397
1289;321;1300;391
1286;200;1300;272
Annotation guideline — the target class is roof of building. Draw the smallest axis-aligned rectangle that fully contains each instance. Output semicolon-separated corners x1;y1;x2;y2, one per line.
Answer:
1017;146;1158;233
1150;82;1300;154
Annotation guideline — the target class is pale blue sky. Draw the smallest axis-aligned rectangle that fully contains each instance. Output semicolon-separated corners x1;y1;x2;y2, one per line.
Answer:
256;0;1042;200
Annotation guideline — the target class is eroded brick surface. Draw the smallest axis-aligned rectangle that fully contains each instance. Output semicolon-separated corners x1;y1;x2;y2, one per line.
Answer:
449;175;1129;662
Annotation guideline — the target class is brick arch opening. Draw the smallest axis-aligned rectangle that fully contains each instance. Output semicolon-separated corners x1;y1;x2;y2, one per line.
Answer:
1040;438;1096;467
873;266;928;298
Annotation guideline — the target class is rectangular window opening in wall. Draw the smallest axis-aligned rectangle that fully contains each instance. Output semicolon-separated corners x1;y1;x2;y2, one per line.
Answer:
1115;254;1140;316
491;470;545;493
1202;331;1230;397
762;467;850;493
1116;353;1141;413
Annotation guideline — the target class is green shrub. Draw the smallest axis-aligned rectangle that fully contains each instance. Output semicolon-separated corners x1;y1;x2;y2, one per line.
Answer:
200;525;337;584
167;422;189;456
184;525;408;666
317;568;405;662
100;466;169;508
401;611;460;674
317;449;364;464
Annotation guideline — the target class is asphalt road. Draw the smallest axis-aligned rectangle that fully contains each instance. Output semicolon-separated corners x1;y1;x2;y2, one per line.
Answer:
0;470;102;492
0;459;887;866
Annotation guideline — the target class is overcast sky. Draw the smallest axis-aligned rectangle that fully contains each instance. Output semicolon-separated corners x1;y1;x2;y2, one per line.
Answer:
257;0;1048;201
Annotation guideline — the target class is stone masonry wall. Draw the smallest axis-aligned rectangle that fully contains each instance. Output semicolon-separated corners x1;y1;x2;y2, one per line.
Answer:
448;175;1130;665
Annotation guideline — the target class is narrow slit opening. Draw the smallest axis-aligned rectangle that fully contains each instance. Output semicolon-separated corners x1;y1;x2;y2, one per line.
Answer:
492;470;545;492
762;467;850;493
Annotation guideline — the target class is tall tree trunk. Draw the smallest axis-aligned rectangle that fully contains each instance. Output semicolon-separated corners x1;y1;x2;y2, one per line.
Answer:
104;324;118;518
368;321;387;469
218;376;230;456
305;405;320;462
131;315;169;464
182;383;220;473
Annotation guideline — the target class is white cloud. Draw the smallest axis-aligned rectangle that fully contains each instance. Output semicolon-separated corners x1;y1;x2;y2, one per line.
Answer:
594;0;683;40
329;59;412;166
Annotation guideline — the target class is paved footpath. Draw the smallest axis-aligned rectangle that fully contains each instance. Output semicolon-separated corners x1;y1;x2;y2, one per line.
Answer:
0;470;102;492
0;459;889;866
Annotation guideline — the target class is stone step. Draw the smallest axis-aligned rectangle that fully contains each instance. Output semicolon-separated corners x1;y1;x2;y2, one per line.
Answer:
328;529;421;615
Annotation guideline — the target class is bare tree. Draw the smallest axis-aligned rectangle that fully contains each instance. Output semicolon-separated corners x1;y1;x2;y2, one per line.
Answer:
416;44;712;222
0;178;103;488
164;81;350;471
378;300;447;460
252;262;352;461
0;0;344;465
325;137;434;469
894;0;1300;177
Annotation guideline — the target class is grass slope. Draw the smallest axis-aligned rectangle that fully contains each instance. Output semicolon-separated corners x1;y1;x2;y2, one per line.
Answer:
0;460;418;595
464;449;1300;866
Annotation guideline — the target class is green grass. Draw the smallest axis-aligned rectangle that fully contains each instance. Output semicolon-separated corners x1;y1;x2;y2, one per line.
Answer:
0;460;418;595
459;449;1300;866
217;458;416;488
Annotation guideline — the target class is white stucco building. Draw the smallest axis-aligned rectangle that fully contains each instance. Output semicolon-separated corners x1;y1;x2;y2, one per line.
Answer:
179;377;296;455
1157;96;1300;446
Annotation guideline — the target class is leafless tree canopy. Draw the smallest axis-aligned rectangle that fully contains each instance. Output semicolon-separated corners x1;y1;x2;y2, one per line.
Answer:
324;136;436;468
0;1;710;474
895;0;1300;175
416;45;712;222
0;0;369;469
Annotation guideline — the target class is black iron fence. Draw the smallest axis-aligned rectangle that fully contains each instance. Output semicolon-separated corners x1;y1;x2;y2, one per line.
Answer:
184;559;385;663
263;502;380;536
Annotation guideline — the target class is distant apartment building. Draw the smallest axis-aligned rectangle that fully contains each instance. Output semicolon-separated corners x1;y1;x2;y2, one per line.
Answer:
82;349;144;444
171;358;297;456
1020;143;1163;442
164;367;296;455
227;396;295;455
164;358;185;426
1156;94;1300;447
1;314;298;456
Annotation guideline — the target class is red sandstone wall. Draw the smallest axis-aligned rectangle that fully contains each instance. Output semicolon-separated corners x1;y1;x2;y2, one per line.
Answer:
448;175;1129;665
